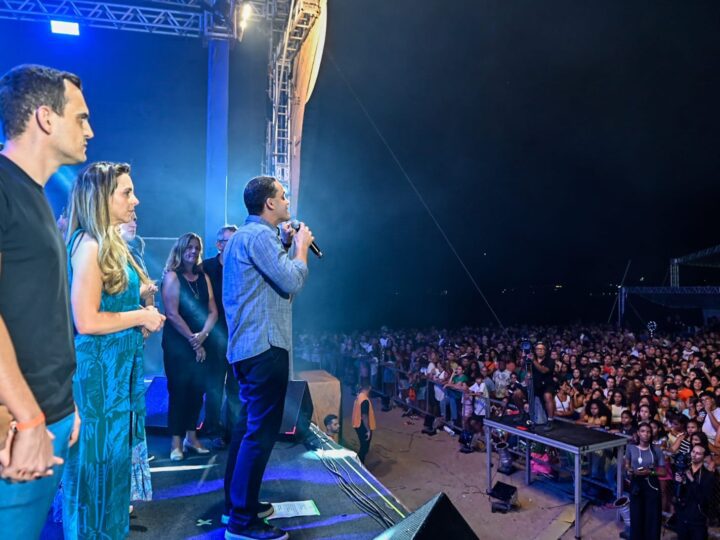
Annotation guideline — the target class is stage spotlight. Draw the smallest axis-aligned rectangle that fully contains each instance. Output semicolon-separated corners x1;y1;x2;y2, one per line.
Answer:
50;20;80;36
241;2;252;19
458;430;474;454
236;1;252;38
495;442;515;475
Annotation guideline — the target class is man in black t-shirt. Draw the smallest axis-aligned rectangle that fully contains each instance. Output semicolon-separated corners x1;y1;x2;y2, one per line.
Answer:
581;364;607;391
200;225;239;447
0;64;93;538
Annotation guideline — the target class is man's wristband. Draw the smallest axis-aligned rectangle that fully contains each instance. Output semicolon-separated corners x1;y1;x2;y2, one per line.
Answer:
14;412;45;432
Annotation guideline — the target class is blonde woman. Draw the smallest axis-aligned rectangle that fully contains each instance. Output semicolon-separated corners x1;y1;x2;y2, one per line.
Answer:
161;233;218;460
62;162;165;539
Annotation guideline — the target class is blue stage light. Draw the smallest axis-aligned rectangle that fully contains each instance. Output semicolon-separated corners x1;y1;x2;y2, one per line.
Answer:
50;20;80;36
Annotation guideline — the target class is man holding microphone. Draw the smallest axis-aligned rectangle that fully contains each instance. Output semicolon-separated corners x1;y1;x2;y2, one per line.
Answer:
222;176;314;540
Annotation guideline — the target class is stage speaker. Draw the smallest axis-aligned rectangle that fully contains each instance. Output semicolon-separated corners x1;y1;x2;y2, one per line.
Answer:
374;492;478;540
145;376;169;429
488;481;518;513
279;380;314;441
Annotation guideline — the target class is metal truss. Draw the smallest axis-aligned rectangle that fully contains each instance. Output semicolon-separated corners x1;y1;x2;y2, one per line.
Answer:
0;0;274;39
623;286;720;294
264;0;320;191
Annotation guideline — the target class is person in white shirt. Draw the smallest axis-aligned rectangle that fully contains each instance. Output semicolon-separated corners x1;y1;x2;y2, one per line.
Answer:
492;359;511;399
700;393;720;443
468;376;488;418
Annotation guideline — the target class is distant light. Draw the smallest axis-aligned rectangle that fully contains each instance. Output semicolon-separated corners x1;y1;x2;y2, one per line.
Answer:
241;2;252;19
240;19;248;30
51;20;80;35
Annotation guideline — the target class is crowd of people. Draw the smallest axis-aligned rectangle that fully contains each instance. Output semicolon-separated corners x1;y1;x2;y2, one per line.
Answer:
297;322;720;538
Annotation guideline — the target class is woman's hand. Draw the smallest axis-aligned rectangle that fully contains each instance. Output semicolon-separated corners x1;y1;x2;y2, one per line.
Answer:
141;306;165;332
189;331;208;350
195;346;206;363
140;281;158;302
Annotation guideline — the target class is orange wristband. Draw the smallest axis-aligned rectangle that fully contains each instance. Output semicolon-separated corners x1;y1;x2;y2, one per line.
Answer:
14;412;45;432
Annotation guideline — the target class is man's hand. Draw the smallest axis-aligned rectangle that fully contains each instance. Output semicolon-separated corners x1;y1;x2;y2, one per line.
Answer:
366;431;371;441
279;222;295;247
69;407;81;448
293;223;314;253
1;423;62;481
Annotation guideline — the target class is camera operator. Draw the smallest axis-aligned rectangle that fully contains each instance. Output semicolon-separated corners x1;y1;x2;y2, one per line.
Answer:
673;444;714;540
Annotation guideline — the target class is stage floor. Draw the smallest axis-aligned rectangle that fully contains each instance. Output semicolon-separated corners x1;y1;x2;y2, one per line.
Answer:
41;427;406;540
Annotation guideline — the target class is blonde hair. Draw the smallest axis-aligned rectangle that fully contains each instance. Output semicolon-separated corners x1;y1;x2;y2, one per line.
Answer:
66;161;149;294
164;233;203;276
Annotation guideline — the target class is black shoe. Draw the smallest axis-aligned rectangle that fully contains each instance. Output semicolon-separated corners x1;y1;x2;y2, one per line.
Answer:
222;503;275;524
225;521;288;540
211;436;227;450
257;502;274;519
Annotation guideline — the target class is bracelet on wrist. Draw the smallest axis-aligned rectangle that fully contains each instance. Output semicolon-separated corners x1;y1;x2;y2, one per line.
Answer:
14;411;45;432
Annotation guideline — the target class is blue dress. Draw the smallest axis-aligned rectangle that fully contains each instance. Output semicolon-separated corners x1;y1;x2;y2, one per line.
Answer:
62;230;150;539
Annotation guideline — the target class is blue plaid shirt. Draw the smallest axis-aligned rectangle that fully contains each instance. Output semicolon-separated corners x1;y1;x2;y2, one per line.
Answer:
223;215;308;363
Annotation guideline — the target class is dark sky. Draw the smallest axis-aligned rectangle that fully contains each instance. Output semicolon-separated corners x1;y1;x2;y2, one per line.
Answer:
292;0;720;330
1;1;719;331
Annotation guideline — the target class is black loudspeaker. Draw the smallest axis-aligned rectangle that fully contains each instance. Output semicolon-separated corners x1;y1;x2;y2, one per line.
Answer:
145;376;169;428
374;493;478;540
278;380;314;441
488;481;518;513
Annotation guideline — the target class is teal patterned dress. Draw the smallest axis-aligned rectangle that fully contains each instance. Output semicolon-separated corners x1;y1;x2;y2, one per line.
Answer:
62;230;150;539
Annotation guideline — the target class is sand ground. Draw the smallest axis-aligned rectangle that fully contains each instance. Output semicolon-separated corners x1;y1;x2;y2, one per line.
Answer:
341;393;712;540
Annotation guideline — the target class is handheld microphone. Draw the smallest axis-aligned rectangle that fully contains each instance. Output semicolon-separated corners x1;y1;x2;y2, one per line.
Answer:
290;220;323;258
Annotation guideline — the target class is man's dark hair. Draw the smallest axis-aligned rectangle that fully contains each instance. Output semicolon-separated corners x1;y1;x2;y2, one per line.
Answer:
0;64;82;140
243;176;278;215
323;414;338;428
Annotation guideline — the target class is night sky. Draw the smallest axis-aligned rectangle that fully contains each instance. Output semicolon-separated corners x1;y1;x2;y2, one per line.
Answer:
1;1;719;331
294;0;720;330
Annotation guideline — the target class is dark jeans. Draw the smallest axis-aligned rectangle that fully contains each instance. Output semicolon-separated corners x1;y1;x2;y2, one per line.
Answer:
223;364;241;434
224;347;289;528
355;426;372;464
630;476;661;540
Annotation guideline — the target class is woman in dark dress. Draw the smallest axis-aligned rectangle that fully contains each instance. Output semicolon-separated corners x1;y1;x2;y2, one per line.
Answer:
161;233;218;460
